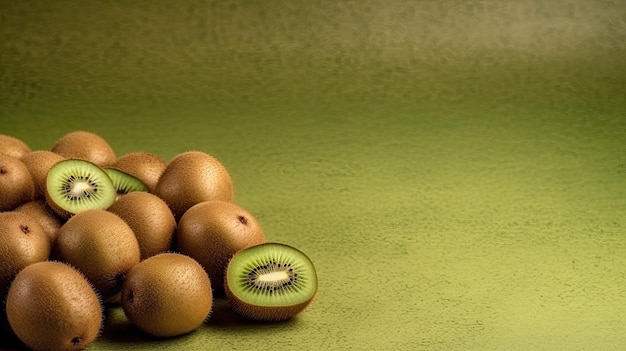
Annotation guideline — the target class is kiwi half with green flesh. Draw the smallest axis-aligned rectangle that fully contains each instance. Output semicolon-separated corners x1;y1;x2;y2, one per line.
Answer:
225;242;318;321
104;168;149;197
45;159;117;218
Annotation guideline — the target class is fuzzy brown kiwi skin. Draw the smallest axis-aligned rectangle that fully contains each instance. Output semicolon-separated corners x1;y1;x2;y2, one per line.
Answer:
107;192;176;260
0;154;35;211
176;200;266;292
120;253;213;338
53;209;140;300
51;130;116;167
14;200;66;242
0;134;31;158
20;150;67;199
225;289;316;322
5;261;103;351
111;152;167;193
154;151;235;220
0;211;51;294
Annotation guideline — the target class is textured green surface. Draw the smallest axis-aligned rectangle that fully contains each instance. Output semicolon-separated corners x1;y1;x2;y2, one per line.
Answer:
1;1;626;350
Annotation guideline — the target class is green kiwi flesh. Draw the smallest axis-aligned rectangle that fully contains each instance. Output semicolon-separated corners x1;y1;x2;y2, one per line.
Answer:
46;159;117;218
104;168;149;196
225;242;317;321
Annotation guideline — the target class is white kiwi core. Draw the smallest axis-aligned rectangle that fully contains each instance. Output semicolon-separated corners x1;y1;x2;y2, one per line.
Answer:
69;179;95;196
258;271;290;283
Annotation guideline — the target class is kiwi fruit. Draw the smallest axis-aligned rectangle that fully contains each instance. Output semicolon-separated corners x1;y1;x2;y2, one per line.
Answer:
154;151;235;220
0;153;35;211
45;158;117;218
51;130;116;167
20;150;66;199
107;192;176;260
6;261;103;351
104;167;149;197
111;151;167;192
177;200;266;291
14;200;66;242
121;253;213;337
224;242;318;321
53;209;140;299
0;134;31;158
0;211;50;293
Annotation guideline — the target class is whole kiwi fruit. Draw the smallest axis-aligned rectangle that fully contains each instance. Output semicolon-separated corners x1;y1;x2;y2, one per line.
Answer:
176;200;266;291
0;134;31;158
0;154;35;211
0;211;50;293
224;242;318;321
6;261;103;351
51;130;116;167
111;151;167;192
154;151;235;220
20;150;66;199
14;200;66;242
53;209;140;299
107;192;176;260
45;158;117;218
121;253;213;338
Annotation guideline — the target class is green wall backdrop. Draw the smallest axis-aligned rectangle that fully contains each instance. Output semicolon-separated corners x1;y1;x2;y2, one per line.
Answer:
1;1;625;350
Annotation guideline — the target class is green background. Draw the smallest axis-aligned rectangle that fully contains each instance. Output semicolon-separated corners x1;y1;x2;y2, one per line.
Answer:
1;0;625;350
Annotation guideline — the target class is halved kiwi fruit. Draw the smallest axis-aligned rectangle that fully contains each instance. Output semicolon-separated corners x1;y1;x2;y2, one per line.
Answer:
104;168;149;197
224;242;318;321
45;159;117;218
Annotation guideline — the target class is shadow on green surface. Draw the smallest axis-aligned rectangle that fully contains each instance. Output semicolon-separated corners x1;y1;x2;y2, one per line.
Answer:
100;306;166;344
99;296;298;347
205;297;299;330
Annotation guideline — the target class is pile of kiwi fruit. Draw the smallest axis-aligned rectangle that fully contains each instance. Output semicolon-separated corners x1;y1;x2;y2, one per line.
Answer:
0;131;318;351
